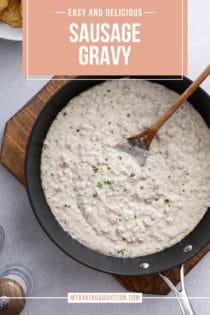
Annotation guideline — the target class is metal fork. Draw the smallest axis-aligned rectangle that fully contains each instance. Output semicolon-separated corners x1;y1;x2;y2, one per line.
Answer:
160;265;195;315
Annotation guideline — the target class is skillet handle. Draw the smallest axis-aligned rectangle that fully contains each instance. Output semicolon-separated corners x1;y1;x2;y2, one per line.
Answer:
159;265;196;315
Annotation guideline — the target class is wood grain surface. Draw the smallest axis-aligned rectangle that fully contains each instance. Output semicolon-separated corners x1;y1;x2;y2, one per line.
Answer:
0;78;70;184
0;77;209;295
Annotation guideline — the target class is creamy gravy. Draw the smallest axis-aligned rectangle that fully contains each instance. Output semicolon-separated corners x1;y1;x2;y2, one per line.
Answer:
41;80;210;257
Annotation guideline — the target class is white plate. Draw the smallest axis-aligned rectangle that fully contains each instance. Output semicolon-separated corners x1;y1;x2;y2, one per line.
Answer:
0;22;22;41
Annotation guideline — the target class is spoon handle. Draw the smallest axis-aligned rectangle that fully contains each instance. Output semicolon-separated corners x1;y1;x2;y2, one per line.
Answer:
150;64;210;133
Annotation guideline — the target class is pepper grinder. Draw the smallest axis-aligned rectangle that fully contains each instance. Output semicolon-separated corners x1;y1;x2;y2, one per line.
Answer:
0;226;33;315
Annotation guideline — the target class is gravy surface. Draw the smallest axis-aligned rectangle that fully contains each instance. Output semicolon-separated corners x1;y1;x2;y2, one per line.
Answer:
41;80;210;257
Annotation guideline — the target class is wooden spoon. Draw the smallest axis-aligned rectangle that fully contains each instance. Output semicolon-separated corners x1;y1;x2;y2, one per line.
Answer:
123;65;210;165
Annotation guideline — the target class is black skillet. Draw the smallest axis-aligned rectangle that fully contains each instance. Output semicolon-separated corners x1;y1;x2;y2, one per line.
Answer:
25;77;210;276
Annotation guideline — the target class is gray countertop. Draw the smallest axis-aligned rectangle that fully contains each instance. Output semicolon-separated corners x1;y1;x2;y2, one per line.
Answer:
0;1;210;314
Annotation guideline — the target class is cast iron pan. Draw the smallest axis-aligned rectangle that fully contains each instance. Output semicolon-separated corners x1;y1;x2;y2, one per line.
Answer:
25;76;210;276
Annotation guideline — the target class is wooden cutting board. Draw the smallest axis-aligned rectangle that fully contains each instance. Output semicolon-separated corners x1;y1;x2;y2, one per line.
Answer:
1;77;209;295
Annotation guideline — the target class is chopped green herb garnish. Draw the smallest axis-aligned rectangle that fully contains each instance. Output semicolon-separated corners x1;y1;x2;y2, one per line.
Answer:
107;166;111;170
92;165;99;174
107;89;111;93
117;249;126;256
64;204;71;208
130;173;135;177
123;188;128;192
104;180;112;185
140;185;144;190
118;156;122;160
96;182;103;189
63;112;67;116
164;198;171;205
116;215;122;222
76;129;80;132
93;192;98;198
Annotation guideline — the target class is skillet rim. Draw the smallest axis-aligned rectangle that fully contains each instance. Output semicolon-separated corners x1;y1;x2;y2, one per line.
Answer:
25;76;210;276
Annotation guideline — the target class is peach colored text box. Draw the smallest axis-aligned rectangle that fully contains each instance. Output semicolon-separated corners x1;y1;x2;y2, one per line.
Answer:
23;0;187;76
